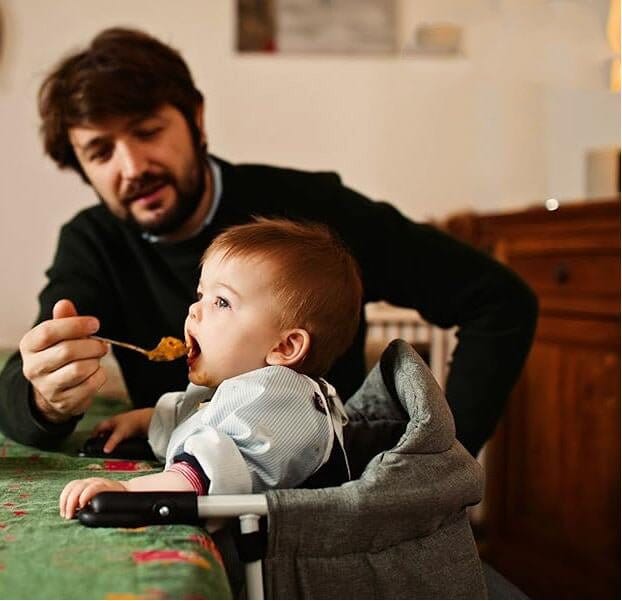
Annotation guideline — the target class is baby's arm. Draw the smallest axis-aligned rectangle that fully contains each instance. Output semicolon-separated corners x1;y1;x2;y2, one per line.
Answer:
91;408;154;453
59;468;195;519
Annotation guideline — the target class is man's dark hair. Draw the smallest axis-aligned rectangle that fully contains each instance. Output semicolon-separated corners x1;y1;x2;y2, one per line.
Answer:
38;27;204;181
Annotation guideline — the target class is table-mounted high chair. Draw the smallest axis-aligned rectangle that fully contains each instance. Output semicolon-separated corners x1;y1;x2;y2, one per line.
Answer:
80;340;487;599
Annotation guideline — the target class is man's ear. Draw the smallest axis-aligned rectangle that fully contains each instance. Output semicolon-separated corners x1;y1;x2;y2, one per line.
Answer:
194;102;206;145
266;329;311;369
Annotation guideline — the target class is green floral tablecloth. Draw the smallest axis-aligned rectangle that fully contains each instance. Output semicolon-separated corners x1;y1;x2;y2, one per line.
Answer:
0;354;231;599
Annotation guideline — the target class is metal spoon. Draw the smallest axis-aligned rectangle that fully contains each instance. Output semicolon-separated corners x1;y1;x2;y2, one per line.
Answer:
91;335;188;361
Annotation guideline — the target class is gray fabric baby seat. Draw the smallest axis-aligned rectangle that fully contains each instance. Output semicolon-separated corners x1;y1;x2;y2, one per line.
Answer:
263;339;487;599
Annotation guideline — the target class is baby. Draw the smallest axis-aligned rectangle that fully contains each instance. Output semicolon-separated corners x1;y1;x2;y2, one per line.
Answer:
60;218;362;518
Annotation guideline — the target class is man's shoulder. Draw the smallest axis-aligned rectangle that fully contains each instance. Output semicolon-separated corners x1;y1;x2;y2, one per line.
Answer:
62;204;116;230
214;155;343;190
213;155;365;223
60;204;129;242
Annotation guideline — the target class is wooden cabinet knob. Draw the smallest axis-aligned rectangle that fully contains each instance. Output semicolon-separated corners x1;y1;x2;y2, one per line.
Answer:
554;263;570;284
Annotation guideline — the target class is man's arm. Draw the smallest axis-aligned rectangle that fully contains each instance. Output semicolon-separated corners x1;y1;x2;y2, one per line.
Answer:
0;221;114;447
0;305;108;448
0;351;80;448
316;180;538;457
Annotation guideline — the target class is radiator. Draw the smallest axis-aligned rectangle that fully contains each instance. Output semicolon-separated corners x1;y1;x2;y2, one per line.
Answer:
365;302;456;389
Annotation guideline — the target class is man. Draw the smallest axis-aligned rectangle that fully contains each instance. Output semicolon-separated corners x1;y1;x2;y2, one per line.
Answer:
0;27;537;457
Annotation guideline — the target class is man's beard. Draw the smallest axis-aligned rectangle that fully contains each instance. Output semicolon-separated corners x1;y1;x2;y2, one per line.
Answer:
119;147;206;236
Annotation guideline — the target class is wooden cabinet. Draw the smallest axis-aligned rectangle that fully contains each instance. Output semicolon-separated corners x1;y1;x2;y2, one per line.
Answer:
446;199;620;600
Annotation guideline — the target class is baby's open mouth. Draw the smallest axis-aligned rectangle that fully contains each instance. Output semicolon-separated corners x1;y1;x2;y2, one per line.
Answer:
186;334;202;364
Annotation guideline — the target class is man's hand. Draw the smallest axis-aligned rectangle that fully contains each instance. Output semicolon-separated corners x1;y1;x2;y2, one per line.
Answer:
59;477;128;519
91;408;155;453
20;299;108;423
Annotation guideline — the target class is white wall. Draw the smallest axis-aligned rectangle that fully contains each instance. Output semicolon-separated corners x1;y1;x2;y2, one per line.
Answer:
0;0;618;347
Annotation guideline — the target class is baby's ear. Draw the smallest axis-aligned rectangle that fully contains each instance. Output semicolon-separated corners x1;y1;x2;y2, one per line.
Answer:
266;329;310;368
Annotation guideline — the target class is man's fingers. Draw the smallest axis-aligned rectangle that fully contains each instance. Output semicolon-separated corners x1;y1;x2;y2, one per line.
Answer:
60;367;107;415
44;358;103;395
21;316;100;353
65;393;96;418
52;299;78;320
19;301;105;423
40;393;87;418
38;364;106;415
24;339;107;380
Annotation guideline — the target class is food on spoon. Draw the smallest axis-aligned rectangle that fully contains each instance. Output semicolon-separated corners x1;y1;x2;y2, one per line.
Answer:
146;336;189;361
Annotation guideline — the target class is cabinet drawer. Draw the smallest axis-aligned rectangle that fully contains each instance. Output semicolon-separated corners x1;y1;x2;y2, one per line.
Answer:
508;251;620;300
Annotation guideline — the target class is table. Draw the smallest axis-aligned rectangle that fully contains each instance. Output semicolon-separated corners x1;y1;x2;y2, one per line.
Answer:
0;373;232;599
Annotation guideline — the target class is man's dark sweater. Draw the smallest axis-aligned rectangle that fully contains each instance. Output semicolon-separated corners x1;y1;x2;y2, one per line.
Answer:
0;157;537;456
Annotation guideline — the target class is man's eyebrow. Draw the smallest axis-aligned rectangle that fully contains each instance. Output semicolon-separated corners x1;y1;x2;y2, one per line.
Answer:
74;114;164;153
127;113;163;128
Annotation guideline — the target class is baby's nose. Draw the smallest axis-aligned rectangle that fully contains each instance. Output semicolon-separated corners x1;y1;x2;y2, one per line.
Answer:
187;302;200;321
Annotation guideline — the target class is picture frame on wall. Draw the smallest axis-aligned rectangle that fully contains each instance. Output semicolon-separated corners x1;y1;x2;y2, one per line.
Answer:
237;0;397;55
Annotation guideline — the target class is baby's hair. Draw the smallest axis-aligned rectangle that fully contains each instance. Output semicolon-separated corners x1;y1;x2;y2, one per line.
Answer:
203;217;362;377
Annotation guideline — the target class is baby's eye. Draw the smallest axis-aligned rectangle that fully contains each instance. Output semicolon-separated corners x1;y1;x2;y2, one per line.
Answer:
196;291;203;301
214;296;230;309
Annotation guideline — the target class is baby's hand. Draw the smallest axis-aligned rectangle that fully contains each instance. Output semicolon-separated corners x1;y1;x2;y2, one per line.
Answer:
92;408;154;453
59;477;128;519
